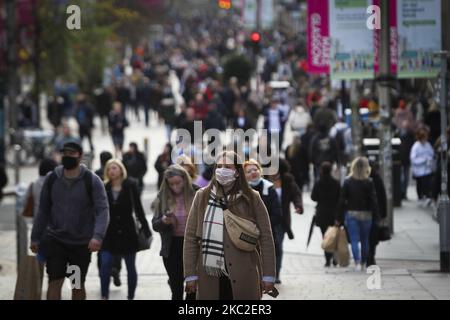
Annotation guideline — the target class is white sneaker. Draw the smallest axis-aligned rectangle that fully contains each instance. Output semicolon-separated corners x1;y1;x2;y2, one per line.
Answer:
354;263;362;271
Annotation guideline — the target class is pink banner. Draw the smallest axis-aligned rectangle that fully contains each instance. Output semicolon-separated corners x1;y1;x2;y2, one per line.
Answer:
374;0;397;74
307;0;330;75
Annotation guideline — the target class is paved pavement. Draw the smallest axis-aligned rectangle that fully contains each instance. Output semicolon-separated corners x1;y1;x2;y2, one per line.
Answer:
1;111;450;300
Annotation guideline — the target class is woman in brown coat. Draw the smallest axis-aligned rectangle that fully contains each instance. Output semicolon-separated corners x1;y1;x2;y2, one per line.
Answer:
183;151;276;300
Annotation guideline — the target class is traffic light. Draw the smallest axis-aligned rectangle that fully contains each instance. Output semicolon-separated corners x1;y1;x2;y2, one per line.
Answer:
250;31;261;55
218;0;232;10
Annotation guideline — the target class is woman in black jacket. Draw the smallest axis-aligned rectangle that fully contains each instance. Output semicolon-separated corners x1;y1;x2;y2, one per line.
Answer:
155;143;173;188
100;159;151;300
368;161;388;266
311;162;340;267
266;159;303;283
244;159;283;267
337;157;380;271
152;165;197;300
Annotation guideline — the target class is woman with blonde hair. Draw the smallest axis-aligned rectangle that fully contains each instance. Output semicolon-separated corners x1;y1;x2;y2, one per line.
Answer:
184;151;276;300
336;157;379;271
152;164;197;300
100;159;151;300
175;154;198;184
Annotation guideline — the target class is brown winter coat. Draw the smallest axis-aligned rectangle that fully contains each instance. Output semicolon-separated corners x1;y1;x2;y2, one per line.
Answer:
183;187;276;300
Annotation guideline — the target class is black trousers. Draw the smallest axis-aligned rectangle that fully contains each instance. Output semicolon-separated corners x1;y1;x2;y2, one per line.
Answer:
219;275;233;300
163;237;195;300
320;225;335;264
415;174;433;200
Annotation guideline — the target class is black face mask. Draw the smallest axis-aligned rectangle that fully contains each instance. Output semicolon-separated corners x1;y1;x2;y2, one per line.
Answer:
62;156;79;170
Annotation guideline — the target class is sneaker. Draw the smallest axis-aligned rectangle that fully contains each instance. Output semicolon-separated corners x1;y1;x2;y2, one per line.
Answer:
275;278;281;284
354;263;362;272
112;272;121;287
332;258;338;267
324;262;331;268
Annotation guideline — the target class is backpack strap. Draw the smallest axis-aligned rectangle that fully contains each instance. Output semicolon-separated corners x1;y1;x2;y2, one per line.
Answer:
83;170;94;206
47;170;94;208
46;171;58;208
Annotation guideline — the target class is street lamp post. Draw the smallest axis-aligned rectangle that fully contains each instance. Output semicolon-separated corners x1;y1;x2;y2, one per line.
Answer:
378;0;394;234
436;51;450;273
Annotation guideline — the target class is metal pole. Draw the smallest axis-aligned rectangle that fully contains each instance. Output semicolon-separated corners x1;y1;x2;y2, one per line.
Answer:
437;51;450;272
14;144;22;271
255;0;262;93
33;0;41;128
6;0;18;131
378;0;394;234
350;80;362;158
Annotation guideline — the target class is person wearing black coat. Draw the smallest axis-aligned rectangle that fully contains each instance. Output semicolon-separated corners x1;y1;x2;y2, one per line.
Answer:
266;159;303;283
244;159;283;274
0;163;7;203
311;162;340;267
122;142;148;195
94;151;122;286
100;159;151;300
368;161;388;266
155;143;173;188
397;120;416;200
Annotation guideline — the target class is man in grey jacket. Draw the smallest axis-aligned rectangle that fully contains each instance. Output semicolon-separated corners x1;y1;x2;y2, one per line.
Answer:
30;142;109;300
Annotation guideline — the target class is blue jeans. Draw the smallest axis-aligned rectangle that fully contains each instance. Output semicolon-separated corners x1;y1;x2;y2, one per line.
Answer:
345;214;372;264
100;251;137;299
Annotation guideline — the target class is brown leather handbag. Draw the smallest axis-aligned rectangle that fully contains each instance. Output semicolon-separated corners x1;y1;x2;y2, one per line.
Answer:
21;183;34;217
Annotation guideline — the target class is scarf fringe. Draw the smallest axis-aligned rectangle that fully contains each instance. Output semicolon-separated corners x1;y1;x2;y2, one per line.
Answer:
205;266;229;278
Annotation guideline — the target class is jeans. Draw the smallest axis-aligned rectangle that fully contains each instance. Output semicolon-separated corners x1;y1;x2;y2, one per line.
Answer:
345;214;372;264
100;251;137;299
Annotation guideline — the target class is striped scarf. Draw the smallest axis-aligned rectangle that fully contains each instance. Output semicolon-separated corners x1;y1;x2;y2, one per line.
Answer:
202;186;238;277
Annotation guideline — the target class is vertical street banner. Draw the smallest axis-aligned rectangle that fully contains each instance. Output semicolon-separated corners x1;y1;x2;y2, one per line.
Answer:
373;0;398;74
307;0;330;74
397;0;441;78
242;0;257;30
329;0;375;80
261;0;274;30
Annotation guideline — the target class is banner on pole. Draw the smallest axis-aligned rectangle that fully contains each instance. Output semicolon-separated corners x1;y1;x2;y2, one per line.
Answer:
307;0;330;74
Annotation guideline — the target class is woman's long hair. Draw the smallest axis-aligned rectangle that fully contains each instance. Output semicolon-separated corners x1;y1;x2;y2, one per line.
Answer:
158;164;195;214
202;151;255;209
103;159;128;183
348;157;371;180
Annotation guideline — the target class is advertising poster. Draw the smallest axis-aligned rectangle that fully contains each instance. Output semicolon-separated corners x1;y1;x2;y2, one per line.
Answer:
261;0;274;30
242;0;257;30
329;0;375;80
307;0;330;74
397;0;441;78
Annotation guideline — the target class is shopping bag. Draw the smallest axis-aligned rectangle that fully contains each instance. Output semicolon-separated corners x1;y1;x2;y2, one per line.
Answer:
336;227;350;267
321;226;339;253
13;255;43;300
